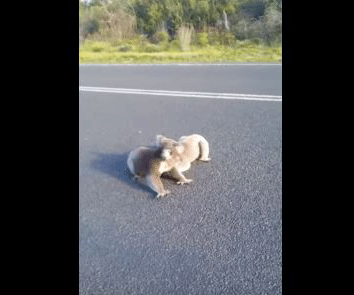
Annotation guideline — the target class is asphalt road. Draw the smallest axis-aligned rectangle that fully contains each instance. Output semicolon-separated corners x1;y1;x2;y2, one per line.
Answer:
79;64;282;294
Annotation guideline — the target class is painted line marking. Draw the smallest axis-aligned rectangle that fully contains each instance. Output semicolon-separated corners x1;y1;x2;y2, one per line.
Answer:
79;63;281;66
79;86;282;102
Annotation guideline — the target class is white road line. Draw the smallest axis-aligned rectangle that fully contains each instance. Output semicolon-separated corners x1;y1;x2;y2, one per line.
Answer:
79;86;282;102
79;63;281;67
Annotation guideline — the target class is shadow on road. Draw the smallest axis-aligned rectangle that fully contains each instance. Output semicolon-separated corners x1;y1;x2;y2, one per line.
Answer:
90;152;155;196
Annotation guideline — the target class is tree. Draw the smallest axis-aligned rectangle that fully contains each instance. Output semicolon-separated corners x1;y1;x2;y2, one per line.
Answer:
79;0;282;46
79;0;100;39
261;3;282;44
240;0;267;20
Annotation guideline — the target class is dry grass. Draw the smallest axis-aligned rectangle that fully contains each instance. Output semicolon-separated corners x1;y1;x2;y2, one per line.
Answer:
87;9;136;46
177;24;195;51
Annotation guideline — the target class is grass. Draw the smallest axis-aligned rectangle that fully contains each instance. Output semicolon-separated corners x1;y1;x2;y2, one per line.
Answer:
79;40;282;64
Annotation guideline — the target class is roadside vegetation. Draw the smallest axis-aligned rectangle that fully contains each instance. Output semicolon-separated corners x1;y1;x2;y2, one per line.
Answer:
79;0;282;64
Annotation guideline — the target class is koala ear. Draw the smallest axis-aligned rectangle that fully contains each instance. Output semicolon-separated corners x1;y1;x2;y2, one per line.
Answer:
175;144;184;154
156;135;166;145
161;148;172;160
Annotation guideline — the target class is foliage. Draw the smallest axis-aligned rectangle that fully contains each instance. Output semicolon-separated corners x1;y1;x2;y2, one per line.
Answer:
117;44;134;52
82;40;115;52
262;4;282;44
208;29;235;46
152;30;170;44
79;0;282;54
196;32;209;47
240;0;267;20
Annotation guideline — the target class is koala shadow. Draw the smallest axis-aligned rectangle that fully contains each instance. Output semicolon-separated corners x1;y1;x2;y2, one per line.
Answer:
90;152;155;196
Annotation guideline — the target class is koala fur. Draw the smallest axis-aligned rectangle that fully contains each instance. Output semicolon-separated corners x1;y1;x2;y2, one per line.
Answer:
127;134;210;198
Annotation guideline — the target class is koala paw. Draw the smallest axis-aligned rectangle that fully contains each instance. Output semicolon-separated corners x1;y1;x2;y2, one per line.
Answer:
200;157;211;162
156;189;171;198
177;179;193;185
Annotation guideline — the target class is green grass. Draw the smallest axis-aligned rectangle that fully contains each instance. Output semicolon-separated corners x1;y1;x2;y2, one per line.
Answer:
79;41;282;64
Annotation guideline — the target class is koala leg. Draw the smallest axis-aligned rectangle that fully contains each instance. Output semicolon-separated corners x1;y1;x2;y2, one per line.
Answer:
197;135;211;162
169;167;193;185
142;174;170;198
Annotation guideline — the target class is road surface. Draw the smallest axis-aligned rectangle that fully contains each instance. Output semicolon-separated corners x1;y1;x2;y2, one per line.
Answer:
79;64;282;294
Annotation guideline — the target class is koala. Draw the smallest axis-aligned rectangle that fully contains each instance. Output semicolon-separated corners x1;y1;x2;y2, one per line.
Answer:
127;134;211;198
175;134;211;170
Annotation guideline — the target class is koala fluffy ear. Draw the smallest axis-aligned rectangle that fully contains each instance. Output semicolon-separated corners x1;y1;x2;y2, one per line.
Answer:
156;135;166;145
175;144;184;154
161;148;172;160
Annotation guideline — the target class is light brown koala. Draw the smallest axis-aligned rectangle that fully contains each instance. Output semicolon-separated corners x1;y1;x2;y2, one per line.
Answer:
127;134;211;198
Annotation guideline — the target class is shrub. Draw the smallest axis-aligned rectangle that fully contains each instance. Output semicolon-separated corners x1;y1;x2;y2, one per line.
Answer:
196;32;209;47
141;43;162;53
208;30;235;46
152;31;169;44
222;32;236;46
166;39;181;51
90;9;136;44
117;45;134;52
232;5;282;45
250;37;262;45
130;34;149;48
84;41;113;52
82;18;99;38
262;6;282;45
